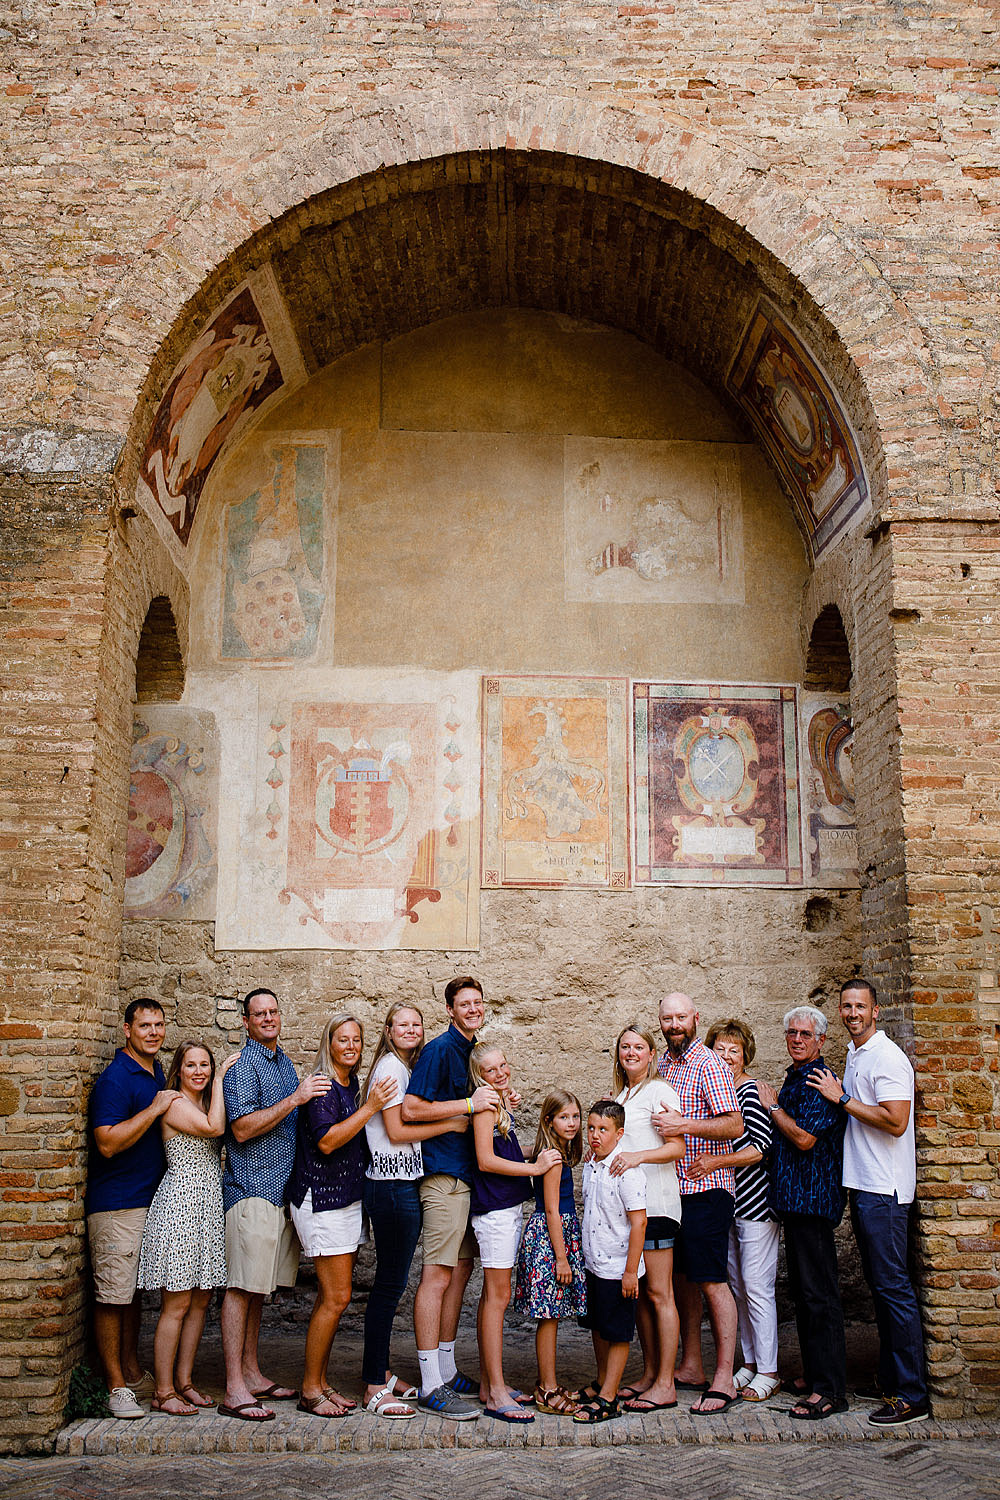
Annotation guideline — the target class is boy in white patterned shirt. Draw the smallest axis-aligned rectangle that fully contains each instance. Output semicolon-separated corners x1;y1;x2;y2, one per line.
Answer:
575;1100;647;1423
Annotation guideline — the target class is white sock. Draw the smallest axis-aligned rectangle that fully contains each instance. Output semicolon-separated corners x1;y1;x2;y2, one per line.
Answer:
438;1339;457;1382
417;1347;442;1396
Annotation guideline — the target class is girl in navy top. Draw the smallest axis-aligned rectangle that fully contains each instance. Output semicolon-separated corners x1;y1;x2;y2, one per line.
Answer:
513;1090;587;1414
468;1045;561;1423
290;1012;395;1418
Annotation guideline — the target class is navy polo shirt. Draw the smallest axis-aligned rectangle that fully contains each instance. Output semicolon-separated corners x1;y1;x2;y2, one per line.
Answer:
405;1023;475;1182
85;1049;167;1214
768;1055;847;1224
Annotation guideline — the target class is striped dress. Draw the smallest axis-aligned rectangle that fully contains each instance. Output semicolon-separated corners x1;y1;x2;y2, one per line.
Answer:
733;1079;775;1222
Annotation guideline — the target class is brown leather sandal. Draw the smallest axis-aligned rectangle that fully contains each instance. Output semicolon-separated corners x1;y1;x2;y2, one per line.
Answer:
533;1384;580;1415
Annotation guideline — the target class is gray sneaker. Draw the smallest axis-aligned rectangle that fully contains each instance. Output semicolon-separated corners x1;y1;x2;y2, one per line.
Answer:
417;1383;480;1420
108;1386;144;1419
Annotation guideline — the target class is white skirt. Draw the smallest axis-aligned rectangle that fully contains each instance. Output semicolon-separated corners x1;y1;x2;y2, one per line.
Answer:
471;1204;524;1269
290;1191;363;1257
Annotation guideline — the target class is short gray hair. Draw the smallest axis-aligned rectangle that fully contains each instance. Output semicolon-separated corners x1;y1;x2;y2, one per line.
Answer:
783;1004;828;1039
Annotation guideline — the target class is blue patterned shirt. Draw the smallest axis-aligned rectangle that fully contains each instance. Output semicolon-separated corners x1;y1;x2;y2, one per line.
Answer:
767;1055;847;1224
222;1037;300;1212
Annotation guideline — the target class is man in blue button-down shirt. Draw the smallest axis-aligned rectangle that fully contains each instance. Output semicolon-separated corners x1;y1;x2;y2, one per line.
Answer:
758;1004;847;1420
219;988;330;1422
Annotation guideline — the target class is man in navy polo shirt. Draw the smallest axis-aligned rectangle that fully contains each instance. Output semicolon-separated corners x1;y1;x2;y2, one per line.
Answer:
86;998;178;1419
402;976;499;1419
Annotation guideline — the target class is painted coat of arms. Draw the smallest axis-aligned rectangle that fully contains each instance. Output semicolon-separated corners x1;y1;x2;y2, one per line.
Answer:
213;674;480;951
482;676;629;888
633;682;802;886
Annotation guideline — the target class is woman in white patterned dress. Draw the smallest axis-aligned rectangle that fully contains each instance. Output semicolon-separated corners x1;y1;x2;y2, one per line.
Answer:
138;1039;227;1414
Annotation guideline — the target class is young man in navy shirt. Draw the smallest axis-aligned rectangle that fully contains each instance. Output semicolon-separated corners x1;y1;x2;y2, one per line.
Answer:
85;999;178;1418
402;976;499;1419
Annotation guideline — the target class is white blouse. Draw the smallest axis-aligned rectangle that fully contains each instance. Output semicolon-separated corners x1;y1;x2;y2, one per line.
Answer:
364;1054;423;1181
615;1077;682;1222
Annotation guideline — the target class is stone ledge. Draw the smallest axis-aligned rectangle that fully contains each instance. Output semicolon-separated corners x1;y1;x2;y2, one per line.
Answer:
0;426;123;479
54;1406;993;1456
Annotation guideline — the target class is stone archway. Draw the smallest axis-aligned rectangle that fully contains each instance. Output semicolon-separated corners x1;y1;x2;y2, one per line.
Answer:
3;114;993;1454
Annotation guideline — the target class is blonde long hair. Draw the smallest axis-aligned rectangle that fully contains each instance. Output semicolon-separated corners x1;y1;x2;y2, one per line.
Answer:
164;1039;215;1112
313;1012;364;1084
532;1089;583;1166
468;1043;513;1138
612;1022;659;1095
362;1001;425;1099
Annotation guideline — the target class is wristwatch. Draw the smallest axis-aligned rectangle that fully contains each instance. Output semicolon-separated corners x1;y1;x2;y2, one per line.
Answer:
838;1091;851;1108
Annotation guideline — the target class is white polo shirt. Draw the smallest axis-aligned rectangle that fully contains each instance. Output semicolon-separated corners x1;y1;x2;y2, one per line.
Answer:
581;1146;647;1280
842;1029;916;1204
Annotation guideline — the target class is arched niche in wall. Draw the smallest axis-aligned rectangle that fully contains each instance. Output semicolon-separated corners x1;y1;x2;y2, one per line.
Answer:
134;594;185;703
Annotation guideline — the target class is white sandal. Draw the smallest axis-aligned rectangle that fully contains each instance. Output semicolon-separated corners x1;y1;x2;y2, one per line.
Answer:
365;1384;416;1419
741;1372;781;1402
733;1365;756;1391
387;1374;419;1400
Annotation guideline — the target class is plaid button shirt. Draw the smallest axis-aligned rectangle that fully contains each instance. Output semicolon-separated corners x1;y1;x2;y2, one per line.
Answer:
657;1038;739;1196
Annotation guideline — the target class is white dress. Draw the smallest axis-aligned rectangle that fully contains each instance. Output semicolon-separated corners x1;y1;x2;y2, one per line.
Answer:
137;1133;226;1291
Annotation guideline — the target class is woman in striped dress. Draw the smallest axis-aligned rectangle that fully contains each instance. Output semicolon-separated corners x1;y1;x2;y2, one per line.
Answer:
701;1019;781;1404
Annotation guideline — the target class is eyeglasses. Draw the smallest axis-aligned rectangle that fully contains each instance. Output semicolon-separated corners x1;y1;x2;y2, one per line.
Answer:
785;1029;816;1039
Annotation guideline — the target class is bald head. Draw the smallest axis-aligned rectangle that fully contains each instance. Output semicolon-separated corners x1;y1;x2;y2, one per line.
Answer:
659;992;699;1056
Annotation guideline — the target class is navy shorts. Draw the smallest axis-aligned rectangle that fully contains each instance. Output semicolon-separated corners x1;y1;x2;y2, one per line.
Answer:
578;1270;637;1345
674;1189;735;1284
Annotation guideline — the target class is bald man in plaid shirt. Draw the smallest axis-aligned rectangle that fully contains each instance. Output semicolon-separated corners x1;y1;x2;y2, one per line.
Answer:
654;992;743;1414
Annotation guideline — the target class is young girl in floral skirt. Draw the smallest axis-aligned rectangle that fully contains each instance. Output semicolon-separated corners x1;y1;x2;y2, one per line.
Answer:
513;1090;587;1414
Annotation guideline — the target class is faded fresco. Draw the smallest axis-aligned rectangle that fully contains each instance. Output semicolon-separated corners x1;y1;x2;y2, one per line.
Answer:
726;302;869;560
564;438;744;604
213;671;479;951
124;709;218;920
221;442;333;661
136;271;305;553
800;691;859;885
633;681;802;886
481;675;629;889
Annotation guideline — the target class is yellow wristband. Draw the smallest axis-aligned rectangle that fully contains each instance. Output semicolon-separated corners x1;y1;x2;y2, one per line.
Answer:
467;1096;474;1116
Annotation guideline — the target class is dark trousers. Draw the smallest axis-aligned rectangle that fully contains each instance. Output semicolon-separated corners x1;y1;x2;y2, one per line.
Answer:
361;1177;422;1386
782;1211;846;1402
850;1189;927;1405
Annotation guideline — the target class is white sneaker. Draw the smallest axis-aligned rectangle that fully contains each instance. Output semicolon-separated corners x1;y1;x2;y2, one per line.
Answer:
125;1369;154;1394
108;1386;144;1419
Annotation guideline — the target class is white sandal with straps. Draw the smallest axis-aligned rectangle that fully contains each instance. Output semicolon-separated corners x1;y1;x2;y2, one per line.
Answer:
365;1384;416;1419
741;1372;781;1402
733;1365;756;1391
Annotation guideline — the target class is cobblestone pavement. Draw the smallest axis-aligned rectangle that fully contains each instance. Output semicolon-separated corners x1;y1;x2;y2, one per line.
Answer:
3;1440;1000;1500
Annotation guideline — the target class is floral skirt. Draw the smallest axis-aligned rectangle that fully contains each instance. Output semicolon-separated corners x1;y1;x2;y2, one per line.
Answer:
512;1209;587;1320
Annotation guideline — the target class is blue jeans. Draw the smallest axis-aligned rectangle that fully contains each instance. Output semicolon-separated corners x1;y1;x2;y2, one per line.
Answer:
361;1177;422;1386
850;1189;927;1405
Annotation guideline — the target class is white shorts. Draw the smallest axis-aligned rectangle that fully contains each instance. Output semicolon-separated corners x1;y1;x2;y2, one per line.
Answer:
290;1191;363;1258
471;1204;524;1269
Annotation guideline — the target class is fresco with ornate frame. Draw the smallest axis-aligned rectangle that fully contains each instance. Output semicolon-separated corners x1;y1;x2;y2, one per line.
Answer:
727;301;869;559
800;690;858;885
633;681;802;886
481;675;629;889
124;708;218;920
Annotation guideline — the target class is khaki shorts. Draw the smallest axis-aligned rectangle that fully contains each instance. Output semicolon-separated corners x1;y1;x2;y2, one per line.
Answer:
87;1207;147;1305
419;1174;476;1268
225;1197;300;1296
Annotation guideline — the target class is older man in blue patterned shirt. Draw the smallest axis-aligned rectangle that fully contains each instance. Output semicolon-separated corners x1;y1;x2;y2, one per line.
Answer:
218;988;330;1422
758;1004;847;1421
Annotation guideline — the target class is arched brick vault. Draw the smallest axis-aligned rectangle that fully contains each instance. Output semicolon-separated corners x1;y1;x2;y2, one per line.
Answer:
100;94;948;513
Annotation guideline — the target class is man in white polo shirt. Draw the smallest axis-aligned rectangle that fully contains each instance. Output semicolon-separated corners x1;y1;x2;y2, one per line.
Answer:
808;977;928;1427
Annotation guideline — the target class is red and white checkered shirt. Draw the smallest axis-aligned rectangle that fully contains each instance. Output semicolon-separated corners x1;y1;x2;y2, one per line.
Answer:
657;1038;739;1196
